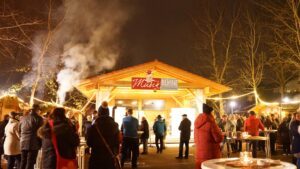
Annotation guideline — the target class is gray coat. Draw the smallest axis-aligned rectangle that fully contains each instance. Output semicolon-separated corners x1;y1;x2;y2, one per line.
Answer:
19;112;43;151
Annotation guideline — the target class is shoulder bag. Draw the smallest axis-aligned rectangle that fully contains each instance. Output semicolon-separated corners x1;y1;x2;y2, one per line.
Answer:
94;122;122;169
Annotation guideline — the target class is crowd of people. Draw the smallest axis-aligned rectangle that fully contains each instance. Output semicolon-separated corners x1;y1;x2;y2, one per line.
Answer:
0;102;298;169
216;110;299;157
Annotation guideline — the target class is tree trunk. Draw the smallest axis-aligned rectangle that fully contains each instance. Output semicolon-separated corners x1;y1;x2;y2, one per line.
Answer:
219;93;225;115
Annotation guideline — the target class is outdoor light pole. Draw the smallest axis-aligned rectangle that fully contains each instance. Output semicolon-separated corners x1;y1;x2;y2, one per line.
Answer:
230;101;237;114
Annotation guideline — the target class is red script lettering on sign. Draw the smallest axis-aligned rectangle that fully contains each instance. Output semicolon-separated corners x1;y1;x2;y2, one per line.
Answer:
131;77;161;90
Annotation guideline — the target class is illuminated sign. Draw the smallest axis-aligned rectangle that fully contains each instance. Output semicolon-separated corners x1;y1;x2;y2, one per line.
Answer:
131;77;178;90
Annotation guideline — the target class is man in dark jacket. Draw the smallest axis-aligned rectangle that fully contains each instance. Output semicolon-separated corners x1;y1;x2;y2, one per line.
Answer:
86;101;120;169
176;114;191;159
140;117;149;154
153;115;166;153
0;115;9;169
19;104;43;169
236;115;244;152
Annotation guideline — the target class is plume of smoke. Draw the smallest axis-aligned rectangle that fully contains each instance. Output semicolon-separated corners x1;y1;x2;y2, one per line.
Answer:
56;0;130;104
21;0;130;103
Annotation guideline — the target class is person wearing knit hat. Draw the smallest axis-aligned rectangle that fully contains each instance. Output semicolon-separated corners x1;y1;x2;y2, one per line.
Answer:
86;101;120;169
98;101;109;116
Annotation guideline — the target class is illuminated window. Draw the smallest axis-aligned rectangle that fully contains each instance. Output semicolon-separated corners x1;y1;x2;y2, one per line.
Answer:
142;99;165;110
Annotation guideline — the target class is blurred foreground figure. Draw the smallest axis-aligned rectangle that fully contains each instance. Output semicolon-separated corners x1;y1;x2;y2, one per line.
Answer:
20;104;43;169
194;104;223;169
86;101;120;169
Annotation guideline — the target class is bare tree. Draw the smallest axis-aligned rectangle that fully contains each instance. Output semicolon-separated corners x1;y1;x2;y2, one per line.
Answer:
192;1;240;114
0;3;41;91
267;50;299;100
239;14;265;105
11;0;64;105
255;0;300;70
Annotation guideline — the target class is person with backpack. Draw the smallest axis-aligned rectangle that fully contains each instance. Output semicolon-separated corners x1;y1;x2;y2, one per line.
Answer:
153;115;166;154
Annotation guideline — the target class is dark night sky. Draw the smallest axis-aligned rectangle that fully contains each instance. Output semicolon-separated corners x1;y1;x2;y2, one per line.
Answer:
0;0;264;91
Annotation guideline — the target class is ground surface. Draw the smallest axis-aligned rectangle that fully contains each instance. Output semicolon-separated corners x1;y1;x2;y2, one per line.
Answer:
0;145;295;169
123;145;295;169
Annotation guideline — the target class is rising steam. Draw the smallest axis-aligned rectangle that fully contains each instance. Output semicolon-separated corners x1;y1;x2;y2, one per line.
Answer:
55;0;130;104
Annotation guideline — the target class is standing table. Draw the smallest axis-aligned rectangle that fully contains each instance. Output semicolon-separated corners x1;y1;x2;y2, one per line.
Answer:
202;158;297;169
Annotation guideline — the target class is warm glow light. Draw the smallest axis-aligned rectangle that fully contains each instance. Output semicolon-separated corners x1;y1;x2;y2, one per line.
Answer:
229;101;237;108
282;97;290;103
207;91;254;100
117;100;124;104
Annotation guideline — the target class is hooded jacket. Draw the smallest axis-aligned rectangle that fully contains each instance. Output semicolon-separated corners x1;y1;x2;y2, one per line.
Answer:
194;113;223;168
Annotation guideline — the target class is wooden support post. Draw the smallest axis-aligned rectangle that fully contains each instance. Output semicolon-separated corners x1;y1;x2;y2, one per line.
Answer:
171;95;184;107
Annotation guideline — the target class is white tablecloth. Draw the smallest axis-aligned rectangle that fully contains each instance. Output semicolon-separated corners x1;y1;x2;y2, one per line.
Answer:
201;158;296;169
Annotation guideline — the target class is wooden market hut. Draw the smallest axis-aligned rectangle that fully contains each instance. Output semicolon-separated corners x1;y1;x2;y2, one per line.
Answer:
76;60;231;141
0;94;28;120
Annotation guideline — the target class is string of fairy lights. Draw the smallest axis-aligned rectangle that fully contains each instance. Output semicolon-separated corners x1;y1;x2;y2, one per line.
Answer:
207;90;300;106
0;89;299;112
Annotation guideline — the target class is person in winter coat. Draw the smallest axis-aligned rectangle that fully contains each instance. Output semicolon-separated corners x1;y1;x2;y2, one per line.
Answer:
278;117;291;155
4;112;21;169
153;115;167;154
236;115;244;152
19;104;44;169
244;111;265;158
176;114;191;159
140;117;149;154
86;101;120;169
39;107;80;169
0;114;9;169
194;104;223;169
290;111;300;168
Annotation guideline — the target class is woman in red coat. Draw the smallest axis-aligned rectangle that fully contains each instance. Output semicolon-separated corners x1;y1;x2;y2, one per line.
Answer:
194;104;224;169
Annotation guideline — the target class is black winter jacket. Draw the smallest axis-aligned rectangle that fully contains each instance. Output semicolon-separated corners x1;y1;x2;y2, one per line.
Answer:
40;119;80;169
140;120;149;139
179;118;191;141
86;115;120;169
291;120;300;154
